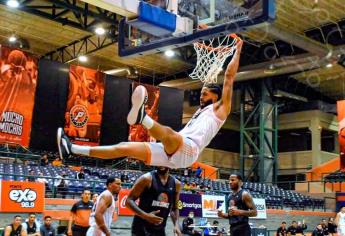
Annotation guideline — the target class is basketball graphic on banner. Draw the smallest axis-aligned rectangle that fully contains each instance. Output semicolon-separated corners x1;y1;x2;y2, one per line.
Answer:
0;47;38;147
64;65;105;146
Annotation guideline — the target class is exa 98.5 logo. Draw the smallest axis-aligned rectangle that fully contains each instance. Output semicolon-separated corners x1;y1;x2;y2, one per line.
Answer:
9;189;37;208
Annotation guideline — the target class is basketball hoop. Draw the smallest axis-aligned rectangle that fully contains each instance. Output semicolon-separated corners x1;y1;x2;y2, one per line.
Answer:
189;34;240;84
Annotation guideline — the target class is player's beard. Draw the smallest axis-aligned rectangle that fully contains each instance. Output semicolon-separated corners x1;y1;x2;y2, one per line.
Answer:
230;183;239;191
200;98;213;109
157;167;169;176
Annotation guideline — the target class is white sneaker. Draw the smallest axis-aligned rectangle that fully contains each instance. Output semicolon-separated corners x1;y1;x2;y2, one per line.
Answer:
57;128;72;160
127;85;148;125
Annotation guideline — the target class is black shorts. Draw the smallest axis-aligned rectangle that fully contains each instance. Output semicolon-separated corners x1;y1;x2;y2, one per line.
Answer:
230;223;251;236
132;225;166;236
72;225;89;236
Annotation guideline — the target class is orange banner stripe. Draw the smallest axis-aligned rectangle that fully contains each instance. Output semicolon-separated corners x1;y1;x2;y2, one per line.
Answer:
45;198;78;205
337;196;345;201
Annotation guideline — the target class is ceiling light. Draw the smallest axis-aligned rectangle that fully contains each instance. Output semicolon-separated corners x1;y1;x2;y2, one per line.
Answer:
8;36;16;42
7;0;19;8
268;64;275;70
78;55;88;62
273;93;283;98
164;50;175;57
326;63;333;68
95;27;106;35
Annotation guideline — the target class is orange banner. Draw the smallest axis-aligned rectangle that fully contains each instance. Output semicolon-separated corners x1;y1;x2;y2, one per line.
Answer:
0;46;38;147
129;83;160;142
338;100;345;170
192;162;218;180
64;65;105;146
0;181;45;213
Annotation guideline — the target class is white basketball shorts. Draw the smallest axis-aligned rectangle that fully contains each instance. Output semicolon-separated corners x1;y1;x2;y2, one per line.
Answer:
86;227;105;236
143;137;199;169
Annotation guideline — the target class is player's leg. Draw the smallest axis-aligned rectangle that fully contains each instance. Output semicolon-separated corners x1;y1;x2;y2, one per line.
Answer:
57;85;182;162
127;85;183;154
58;128;179;168
147;122;183;154
57;128;149;163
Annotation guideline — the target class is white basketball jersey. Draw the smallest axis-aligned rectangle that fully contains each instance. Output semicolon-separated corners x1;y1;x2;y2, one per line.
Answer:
339;212;345;226
89;190;115;229
179;104;225;152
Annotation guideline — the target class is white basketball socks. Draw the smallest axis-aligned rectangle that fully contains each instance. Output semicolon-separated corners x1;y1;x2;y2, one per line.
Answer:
142;115;154;129
71;144;90;156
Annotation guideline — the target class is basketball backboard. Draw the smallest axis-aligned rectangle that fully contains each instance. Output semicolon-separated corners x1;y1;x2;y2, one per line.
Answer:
118;0;275;57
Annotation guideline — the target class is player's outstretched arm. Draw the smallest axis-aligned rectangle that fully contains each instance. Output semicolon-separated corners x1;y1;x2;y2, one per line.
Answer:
216;39;243;120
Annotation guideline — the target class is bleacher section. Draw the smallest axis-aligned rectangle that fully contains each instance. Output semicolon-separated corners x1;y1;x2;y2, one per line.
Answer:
325;170;345;182
0;162;325;210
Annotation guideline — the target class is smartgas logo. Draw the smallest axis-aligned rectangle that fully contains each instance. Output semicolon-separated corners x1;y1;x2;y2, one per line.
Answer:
177;200;201;210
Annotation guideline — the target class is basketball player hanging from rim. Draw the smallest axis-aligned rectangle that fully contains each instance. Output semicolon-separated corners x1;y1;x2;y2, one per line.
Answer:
57;39;243;169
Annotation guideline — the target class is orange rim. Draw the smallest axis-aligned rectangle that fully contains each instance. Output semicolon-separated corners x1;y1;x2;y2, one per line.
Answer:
194;34;241;52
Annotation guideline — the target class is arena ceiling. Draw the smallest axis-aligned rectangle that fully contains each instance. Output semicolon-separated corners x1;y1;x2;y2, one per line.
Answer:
0;0;344;100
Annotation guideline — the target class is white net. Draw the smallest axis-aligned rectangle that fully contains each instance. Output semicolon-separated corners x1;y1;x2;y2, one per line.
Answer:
189;34;238;84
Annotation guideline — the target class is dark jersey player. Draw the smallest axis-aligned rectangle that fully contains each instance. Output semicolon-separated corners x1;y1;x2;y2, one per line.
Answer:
126;167;182;236
218;174;257;236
